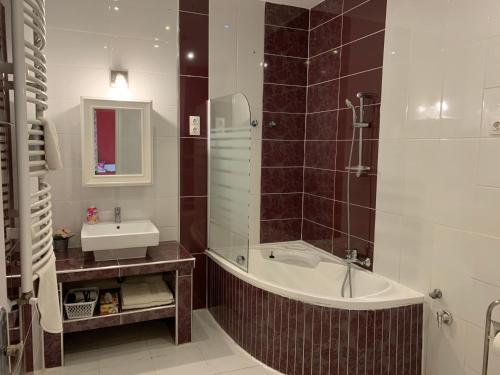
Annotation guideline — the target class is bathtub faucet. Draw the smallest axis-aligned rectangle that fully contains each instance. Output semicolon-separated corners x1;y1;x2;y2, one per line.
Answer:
345;249;371;268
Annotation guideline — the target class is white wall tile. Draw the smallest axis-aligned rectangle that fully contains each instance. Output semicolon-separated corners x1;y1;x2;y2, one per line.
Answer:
46;0;179;244
481;87;500;137
477;139;500;187
373;211;402;281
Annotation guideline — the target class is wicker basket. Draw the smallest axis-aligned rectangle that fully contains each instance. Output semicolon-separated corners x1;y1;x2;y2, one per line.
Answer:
64;288;99;320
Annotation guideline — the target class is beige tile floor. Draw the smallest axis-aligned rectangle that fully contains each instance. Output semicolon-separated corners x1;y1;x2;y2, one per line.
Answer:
37;310;279;375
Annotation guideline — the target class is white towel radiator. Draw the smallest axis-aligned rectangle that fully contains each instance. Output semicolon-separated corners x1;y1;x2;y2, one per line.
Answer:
11;0;53;302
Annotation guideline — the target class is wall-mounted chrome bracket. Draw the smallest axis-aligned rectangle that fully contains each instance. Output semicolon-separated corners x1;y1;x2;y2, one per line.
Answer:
436;310;453;328
353;122;370;129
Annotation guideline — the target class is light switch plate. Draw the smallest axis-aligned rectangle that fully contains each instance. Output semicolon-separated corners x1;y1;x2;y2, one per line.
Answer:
189;116;201;136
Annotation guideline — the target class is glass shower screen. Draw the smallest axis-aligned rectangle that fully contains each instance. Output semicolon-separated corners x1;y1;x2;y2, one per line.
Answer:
208;93;252;271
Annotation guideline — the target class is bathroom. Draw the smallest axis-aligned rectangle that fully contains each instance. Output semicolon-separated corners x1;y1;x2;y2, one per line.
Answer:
0;0;500;374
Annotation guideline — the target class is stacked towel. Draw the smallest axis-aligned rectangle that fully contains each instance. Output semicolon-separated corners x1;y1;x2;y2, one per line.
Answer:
120;277;174;310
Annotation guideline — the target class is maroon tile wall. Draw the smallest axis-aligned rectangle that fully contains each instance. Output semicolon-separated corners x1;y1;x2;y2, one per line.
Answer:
288;0;386;265
179;0;209;309
260;0;386;264
208;257;423;375
261;3;309;244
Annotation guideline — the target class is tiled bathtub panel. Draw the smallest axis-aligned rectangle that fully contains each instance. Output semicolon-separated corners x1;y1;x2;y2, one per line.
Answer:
207;259;423;375
311;306;323;374
279;298;290;373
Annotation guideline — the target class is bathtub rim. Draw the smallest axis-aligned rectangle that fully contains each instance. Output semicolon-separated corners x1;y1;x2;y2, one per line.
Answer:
206;243;424;310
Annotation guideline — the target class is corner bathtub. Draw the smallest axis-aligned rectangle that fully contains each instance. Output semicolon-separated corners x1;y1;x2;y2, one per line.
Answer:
207;241;424;375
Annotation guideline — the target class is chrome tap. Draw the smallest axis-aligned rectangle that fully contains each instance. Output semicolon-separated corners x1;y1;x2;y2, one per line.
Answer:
345;249;371;268
114;207;121;223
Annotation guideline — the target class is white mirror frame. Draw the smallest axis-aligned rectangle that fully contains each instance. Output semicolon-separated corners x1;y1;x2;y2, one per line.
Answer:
80;97;153;187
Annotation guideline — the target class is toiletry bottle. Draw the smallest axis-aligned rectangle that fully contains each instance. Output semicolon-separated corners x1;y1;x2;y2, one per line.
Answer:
86;206;99;224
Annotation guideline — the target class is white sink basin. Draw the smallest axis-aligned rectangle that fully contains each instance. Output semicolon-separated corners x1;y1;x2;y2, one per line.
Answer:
81;220;160;261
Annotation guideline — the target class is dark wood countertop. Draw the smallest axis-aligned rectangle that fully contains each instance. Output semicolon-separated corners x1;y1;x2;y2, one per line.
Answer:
7;241;195;283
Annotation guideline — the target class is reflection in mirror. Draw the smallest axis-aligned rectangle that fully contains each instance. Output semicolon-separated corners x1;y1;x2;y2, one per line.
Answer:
93;108;142;176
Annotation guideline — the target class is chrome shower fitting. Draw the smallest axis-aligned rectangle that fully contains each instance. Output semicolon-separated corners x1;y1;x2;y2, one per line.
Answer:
345;92;374;178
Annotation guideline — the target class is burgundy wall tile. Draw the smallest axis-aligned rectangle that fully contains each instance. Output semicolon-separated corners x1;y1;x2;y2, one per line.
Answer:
192;253;206;309
339;68;383;108
397;306;406;374
264;84;307;113
310;0;343;29
179;0;208;14
261;167;303;194
266;293;276;367
320;307;331;375
265;3;309;30
302;219;333;253
309;16;343;57
342;0;387;44
180;76;208;137
265;25;309;58
343;0;368;12
43;332;62;368
264;54;308;86
180;196;207;253
303;167;335;199
262;140;305;167
374;310;384;374
272;295;282;368
261;193;303;220
263;112;306;140
329;309;340;374
303;304;314;375
340;31;385;77
332;230;374;261
306;111;338;141
305;140;336;170
389;308;398;373
348;311;359;374
311;306;323;374
334;171;377;209
338;309;349;374
180;138;207;196
260;219;302;243
279;298;290;373
294;302;305;375
177;275;192;344
179;12;208;76
366;310;376;374
337;104;380;140
357;310;368;374
287;300;298;373
334;201;376;242
308;48;341;85
303;193;334;228
307;80;340;113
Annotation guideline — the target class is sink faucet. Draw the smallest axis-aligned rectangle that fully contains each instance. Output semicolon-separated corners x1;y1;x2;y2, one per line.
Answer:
114;207;121;223
345;249;371;268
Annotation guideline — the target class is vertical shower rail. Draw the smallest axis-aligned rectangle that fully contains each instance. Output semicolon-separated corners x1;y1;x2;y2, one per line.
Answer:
11;0;53;301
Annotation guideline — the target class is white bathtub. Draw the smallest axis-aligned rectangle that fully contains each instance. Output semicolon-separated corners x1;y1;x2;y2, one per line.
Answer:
207;240;423;310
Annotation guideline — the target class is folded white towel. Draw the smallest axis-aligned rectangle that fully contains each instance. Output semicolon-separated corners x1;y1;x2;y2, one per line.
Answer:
120;282;174;310
41;118;63;170
35;253;62;334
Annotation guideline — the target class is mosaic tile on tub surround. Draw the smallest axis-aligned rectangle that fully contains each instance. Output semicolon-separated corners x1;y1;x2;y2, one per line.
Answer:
208;258;423;375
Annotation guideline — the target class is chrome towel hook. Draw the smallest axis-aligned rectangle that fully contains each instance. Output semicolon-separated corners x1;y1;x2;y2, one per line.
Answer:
483;300;500;375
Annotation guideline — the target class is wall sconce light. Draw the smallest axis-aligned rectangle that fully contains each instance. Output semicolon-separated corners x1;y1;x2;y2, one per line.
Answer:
110;70;129;89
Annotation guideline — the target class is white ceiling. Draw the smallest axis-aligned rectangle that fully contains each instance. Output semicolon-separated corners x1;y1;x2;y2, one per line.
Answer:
261;0;324;10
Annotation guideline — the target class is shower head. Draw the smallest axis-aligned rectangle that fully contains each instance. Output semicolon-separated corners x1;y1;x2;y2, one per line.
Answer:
345;98;357;124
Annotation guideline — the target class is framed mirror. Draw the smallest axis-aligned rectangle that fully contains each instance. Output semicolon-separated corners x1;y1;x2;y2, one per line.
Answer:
81;98;152;186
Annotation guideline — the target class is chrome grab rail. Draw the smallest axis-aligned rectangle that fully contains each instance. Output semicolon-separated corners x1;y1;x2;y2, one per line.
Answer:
482;300;500;375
